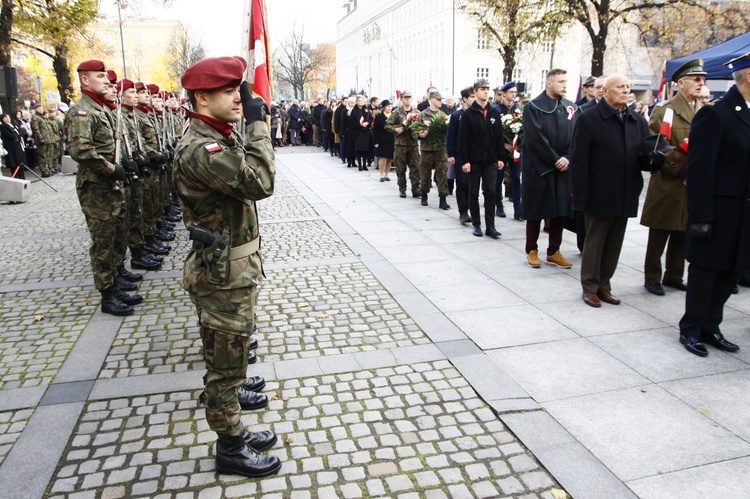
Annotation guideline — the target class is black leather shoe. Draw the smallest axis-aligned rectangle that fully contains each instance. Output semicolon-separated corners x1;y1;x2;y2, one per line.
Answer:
238;387;268;410
247;350;257;364
115;276;139;291
101;288;134;316
249;337;258;350
142;251;164;264
421;193;428;206
144;241;169;256
412;192;421;198
242;429;278;452
155;230;176;242
495;206;506;218
215;435;281;478
399;190;406;198
241;376;266;393
472;226;483;237
702;332;740;352
114;288;144;306
644;282;665;296
118;266;143;282
485;227;501;238
163;214;181;222
680;335;708;357
662;280;688;291
131;254;162;270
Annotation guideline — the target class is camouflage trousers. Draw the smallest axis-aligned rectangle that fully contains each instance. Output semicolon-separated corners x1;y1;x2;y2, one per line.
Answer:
394;145;421;195
77;181;127;291
190;285;259;436
420;149;449;196
117;179;145;260
141;172;159;237
37;144;55;174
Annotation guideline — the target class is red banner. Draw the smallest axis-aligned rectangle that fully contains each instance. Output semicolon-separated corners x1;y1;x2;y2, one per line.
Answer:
250;0;271;104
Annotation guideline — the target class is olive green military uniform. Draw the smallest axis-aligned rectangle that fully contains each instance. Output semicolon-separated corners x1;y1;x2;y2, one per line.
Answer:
135;107;163;239
386;105;421;195
174;118;274;437
640;91;696;284
122;107;146;255
64;93;127;291
31;111;54;175
48;114;63;169
414;107;449;196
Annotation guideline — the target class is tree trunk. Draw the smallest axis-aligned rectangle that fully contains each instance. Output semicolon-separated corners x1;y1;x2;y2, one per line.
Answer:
0;0;13;66
590;27;607;77
52;43;74;104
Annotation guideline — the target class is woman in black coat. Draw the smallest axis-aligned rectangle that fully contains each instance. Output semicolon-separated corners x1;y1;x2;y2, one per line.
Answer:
373;100;395;181
1;113;27;179
348;95;372;171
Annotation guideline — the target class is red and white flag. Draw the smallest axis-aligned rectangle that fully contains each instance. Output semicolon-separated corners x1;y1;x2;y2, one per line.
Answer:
248;0;272;104
659;108;674;140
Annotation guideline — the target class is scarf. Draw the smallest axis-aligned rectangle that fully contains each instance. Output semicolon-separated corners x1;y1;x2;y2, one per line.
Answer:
184;109;234;139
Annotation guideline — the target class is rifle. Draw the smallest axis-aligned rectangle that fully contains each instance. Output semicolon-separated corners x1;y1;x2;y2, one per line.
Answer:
117;86;138;182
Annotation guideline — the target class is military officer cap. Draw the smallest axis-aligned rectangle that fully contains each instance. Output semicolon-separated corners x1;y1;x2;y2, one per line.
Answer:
724;52;750;73
77;60;106;72
181;56;247;91
116;78;134;92
106;70;117;84
582;76;596;87
500;81;517;92
429;90;443;100
474;78;491;89
401;90;412;98
672;58;707;82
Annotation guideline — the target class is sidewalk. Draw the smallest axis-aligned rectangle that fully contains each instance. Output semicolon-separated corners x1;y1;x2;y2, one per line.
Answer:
0;152;565;499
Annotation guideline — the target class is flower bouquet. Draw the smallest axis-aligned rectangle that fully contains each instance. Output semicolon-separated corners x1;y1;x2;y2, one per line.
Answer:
501;109;523;151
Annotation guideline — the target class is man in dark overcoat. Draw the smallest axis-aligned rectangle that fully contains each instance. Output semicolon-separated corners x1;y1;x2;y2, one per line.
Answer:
521;69;578;269
677;53;750;357
570;74;649;307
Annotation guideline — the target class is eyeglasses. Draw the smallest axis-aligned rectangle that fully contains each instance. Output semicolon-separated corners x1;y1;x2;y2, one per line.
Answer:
683;76;706;83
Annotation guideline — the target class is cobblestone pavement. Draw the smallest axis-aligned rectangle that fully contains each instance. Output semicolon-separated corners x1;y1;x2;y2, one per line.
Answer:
0;155;567;499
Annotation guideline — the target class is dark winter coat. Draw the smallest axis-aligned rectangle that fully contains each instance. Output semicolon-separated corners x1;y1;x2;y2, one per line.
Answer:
288;104;303;130
684;85;750;272
521;92;579;220
373;112;394;159
0;122;26;169
456;101;505;167
570;98;649;218
312;103;326;127
349;106;372;153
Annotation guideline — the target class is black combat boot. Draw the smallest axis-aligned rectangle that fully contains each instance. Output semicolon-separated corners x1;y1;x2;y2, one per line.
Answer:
238;387;268;410
115;275;139;291
131;248;162;270
215;434;281;478
421;193;428;206
439;196;450;210
241;376;266;393
155;229;176;242
117;265;143;282
113;286;144;306
163;213;181;223
247;351;257;364
145;238;170;255
101;287;134;316
242;428;278;452
158;220;175;232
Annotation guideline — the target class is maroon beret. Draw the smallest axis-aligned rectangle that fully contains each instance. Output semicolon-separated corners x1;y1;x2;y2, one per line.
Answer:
107;70;117;83
147;84;160;95
77;60;106;72
135;82;146;92
181;56;247;91
116;79;134;92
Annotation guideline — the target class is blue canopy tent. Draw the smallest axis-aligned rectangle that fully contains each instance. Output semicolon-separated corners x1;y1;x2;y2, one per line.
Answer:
666;32;750;81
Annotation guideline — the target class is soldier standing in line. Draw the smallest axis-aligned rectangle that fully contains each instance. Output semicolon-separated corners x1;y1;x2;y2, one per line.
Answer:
174;56;280;478
47;107;63;173
386;90;421;199
415;90;450;210
64;60;142;316
31;104;53;177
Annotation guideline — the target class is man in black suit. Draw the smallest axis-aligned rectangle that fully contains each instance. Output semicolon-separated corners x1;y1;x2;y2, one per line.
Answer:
677;53;750;357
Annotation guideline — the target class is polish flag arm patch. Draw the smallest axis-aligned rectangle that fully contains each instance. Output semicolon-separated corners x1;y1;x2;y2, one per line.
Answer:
77;110;87;117
204;143;222;153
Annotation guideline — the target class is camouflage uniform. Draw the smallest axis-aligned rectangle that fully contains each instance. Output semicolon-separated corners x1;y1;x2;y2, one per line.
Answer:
64;93;127;291
174;118;274;437
414;107;449;196
31;110;54;175
386;105;421;195
135;107;162;238
48;113;63;168
122;106;146;255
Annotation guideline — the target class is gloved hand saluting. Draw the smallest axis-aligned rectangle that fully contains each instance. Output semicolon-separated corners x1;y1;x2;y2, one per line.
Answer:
240;81;268;125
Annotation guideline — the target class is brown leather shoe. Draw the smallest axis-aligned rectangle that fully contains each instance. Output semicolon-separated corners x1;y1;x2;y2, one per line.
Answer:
582;292;601;308
597;290;621;305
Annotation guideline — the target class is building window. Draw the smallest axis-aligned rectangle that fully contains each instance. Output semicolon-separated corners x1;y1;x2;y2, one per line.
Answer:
540;70;548;91
477;67;489;79
512;68;522;81
543;40;554;53
477;30;489;50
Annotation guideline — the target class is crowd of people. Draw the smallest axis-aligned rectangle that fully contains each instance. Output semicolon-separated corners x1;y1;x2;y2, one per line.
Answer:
0;106;67;179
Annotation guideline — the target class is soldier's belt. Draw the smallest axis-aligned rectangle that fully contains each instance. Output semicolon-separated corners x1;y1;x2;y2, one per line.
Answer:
229;237;260;261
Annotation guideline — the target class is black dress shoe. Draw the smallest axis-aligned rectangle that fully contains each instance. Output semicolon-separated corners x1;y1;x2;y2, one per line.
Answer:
241;376;266;393
680;335;708;357
249;337;258;350
702;332;740;352
247;350;257;364
115;276;139;291
215;435;281;478
485;227;501;238
644;282;665;296
472;226;483;237
238;387;268;410
662;280;688;291
242;429;278;452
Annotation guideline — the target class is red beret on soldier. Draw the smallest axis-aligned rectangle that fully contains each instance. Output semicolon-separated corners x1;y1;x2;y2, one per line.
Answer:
181;56;247;91
135;82;147;92
77;60;106;72
116;78;134;92
107;70;117;84
147;83;160;95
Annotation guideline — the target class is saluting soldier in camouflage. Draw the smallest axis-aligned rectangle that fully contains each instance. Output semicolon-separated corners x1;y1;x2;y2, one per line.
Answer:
386;90;421;198
64;60;142;316
31;104;54;176
174;56;280;478
414;90;451;210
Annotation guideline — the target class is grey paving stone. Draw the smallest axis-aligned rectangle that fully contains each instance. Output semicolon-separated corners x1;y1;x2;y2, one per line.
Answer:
40;380;95;406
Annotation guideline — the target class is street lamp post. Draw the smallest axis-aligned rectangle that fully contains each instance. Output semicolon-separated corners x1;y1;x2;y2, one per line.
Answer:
116;1;128;78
